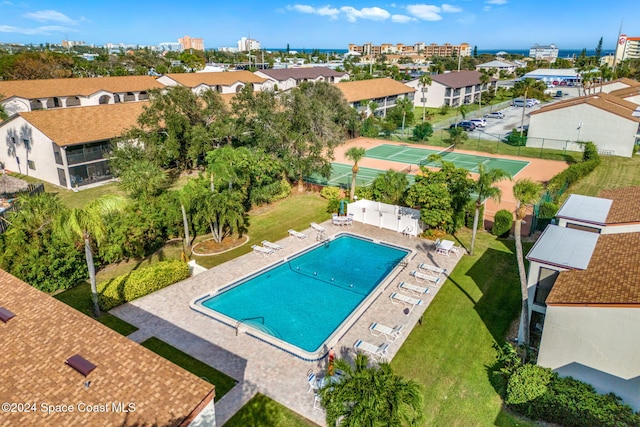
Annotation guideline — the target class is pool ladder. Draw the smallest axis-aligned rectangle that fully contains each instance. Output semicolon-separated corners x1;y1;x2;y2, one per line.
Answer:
235;316;265;336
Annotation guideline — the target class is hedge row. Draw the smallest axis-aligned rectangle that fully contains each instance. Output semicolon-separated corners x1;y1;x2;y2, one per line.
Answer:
547;142;601;195
98;260;190;311
506;364;640;427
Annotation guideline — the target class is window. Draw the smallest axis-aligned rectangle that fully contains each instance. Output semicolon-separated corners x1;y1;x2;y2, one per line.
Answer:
534;268;559;306
27;160;35;170
566;223;601;234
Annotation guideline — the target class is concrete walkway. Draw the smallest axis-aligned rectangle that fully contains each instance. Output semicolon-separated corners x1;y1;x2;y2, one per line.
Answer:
111;221;464;426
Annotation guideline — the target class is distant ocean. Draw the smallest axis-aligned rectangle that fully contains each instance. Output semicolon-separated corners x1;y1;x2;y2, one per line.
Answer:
266;48;615;58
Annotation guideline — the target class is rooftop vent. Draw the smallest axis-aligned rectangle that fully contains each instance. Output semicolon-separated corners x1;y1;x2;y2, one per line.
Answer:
66;354;96;377
0;307;16;323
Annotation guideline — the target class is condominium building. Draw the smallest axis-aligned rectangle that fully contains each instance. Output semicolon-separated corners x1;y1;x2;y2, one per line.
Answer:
529;44;559;62
615;34;640;63
179;35;204;51
347;42;471;58
238;37;260;52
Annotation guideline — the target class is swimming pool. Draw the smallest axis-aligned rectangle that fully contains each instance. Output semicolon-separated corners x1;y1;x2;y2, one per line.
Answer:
191;233;412;360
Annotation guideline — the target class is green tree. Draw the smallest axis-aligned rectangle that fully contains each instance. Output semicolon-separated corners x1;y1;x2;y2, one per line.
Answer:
345;147;366;200
445;127;468;147
478;71;491;111
418;74;433;122
412;122;433;141
470;165;510;255
513;178;542;345
371;169;409;205
63;195;127;317
190;177;246;244
115;156;169;201
318;353;424;426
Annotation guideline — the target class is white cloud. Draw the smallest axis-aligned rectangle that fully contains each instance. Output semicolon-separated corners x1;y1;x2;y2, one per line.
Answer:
391;14;415;23
317;5;340;17
0;24;77;35
340;6;391;22
23;10;76;24
406;4;442;21
290;4;316;13
483;5;491;11
487;0;507;4
441;3;462;12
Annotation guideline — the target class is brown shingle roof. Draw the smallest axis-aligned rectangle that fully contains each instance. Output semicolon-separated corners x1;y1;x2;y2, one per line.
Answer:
258;67;345;81
0;76;163;100
0;269;214;427
18;102;147;146
163;71;266;87
530;92;640;123
335;78;415;103
607;85;640;99
430;70;496;89
546;233;640;305
599;187;640;224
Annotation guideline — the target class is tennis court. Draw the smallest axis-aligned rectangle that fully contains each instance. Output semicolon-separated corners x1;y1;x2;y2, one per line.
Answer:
364;144;529;176
306;163;416;188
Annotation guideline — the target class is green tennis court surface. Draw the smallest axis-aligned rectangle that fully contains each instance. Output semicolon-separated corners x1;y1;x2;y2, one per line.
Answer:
364;144;529;176
306;163;416;188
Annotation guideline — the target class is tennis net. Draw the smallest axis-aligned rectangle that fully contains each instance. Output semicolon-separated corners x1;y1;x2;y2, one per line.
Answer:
419;144;455;165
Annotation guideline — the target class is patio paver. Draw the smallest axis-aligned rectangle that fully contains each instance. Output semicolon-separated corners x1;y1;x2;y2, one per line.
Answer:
111;221;463;426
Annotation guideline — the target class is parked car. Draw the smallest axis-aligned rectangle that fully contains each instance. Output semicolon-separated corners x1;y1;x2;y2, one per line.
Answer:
470;118;487;128
450;121;476;131
512;98;535;108
527;98;540;105
485;111;505;119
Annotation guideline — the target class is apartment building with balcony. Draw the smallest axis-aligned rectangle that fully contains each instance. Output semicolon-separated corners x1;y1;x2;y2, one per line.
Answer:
615;34;640;63
348;42;471;58
179;35;204;51
405;70;497;109
529;43;559;62
520;187;640;410
335;78;415;117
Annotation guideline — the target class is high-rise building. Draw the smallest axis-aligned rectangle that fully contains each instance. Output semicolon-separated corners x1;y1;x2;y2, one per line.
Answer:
179;35;204;51
615;34;640;63
61;40;86;48
237;37;260;52
347;42;471;58
529;44;559;62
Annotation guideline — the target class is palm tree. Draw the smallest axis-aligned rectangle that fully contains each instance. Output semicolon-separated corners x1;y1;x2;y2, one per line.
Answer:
513;178;542;345
345;147;366;200
470;164;510;255
318;353;424;426
418;74;432;122
64;195;127;317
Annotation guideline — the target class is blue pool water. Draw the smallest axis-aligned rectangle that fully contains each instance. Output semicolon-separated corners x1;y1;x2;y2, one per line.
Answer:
199;234;409;354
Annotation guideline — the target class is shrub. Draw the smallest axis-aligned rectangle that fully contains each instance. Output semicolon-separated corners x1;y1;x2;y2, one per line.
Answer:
412;122;433;141
320;186;341;200
355;185;374;201
538;201;558;219
98;260;190;311
582;141;599;162
492;209;513;237
506;364;553;406
504;129;527;146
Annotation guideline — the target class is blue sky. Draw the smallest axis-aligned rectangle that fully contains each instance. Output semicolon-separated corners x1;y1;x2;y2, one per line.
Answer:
0;0;638;50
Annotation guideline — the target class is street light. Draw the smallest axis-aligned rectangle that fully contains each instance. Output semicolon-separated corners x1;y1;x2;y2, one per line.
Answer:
576;122;583;142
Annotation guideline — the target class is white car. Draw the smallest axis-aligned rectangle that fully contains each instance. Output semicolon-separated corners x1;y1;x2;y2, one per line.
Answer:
484;111;505;119
470;118;487;128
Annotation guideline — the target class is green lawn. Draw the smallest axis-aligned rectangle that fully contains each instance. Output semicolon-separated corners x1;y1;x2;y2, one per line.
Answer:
141;337;236;402
224;393;316;427
392;229;538;427
53;282;138;336
563;155;640;197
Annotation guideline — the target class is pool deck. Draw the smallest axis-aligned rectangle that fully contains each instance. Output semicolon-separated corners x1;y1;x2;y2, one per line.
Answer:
111;221;464;426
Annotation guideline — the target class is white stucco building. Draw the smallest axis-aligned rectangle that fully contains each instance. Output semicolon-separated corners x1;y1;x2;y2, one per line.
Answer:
521;187;640;410
405;70;497;109
0;102;146;189
0;75;163;117
254;67;349;92
527;91;640;157
156;70;270;94
335;78;415;117
529;44;559;62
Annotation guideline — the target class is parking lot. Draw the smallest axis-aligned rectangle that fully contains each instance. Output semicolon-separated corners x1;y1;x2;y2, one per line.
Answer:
473;86;582;140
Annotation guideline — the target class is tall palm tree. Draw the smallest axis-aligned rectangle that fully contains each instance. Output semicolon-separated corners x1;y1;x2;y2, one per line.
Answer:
64;195;127;317
418;74;432;122
470;164;510;255
345;146;366;200
318;353;424;426
513;178;542;345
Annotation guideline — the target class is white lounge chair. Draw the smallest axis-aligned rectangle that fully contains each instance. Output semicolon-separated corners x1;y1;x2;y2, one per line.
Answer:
418;263;446;276
262;240;283;251
310;222;326;233
252;245;274;256
411;271;440;285
307;369;319;393
354;339;389;361
398;281;430;296
288;229;308;239
369;322;404;342
390;292;423;314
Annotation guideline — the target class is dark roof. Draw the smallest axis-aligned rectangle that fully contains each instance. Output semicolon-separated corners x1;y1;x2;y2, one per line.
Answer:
599;187;640;224
258;67;346;81
0;268;215;426
430;70;496;89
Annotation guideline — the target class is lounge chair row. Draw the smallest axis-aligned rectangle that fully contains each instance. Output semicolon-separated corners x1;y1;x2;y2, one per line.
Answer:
252;240;284;256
